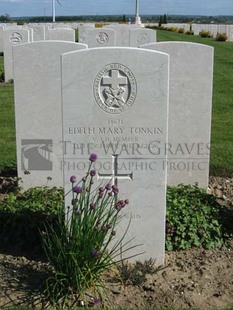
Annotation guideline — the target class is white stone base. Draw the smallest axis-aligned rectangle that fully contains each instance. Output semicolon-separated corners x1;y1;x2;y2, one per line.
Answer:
135;15;142;25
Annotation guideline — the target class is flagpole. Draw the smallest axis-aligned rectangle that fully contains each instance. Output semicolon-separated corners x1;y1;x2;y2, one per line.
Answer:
136;0;139;18
135;0;142;25
52;0;56;22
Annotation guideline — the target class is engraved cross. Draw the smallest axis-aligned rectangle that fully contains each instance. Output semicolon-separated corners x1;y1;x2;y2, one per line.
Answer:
102;69;127;90
97;154;133;197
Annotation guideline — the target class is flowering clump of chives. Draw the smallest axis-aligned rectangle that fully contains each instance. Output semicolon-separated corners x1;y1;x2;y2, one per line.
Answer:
42;153;136;308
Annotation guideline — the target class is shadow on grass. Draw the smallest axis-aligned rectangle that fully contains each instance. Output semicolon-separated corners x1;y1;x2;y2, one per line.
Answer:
209;165;233;178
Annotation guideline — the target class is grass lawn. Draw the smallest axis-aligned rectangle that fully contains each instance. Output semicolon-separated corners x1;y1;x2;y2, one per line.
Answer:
0;30;232;175
156;30;233;176
0;52;16;169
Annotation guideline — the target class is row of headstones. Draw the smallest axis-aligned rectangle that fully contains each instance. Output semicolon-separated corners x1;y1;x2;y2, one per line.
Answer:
78;24;156;47
1;21;232;53
0;23;156;52
0;22;97;47
12;40;213;264
0;24;156;82
192;24;233;41
0;24;74;82
0;24;156;53
0;24;75;50
163;23;233;41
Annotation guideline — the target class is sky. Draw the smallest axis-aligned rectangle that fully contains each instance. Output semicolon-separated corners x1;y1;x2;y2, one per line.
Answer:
0;0;233;18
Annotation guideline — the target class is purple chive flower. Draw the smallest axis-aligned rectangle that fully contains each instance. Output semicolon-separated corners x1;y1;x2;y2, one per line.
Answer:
119;200;126;207
99;187;105;193
89;153;97;162
115;201;123;211
108;191;113;197
112;185;119;194
101;225;108;232
90;169;96;177
82;176;87;182
106;223;112;230
76;209;82;216
90;298;102;306
90;202;96;210
124;199;129;205
91;249;101;259
73;185;82;194
70;175;76;183
93;298;101;305
105;183;112;191
115;200;125;211
111;230;116;236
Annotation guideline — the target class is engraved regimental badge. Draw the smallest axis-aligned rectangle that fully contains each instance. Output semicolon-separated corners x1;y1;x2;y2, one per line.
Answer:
137;33;150;45
10;32;22;44
93;63;137;114
96;32;109;44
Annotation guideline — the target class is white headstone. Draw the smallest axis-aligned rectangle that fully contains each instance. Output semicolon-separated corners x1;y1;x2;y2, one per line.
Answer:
13;41;87;189
228;25;233;42
104;25;130;46
28;25;45;41
46;28;75;42
61;47;169;264
88;28;116;48
27;27;34;42
209;24;218;38
43;24;52;39
5;25;23;29
70;22;79;30
52;23;71;29
192;24;201;36
0;25;5;53
77;24;95;44
218;24;227;34
130;28;156;47
3;28;30;82
141;42;214;188
225;25;232;41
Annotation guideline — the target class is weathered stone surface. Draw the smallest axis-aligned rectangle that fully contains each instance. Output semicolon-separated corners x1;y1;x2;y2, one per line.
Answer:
13;41;87;189
61;47;169;263
141;42;214;188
